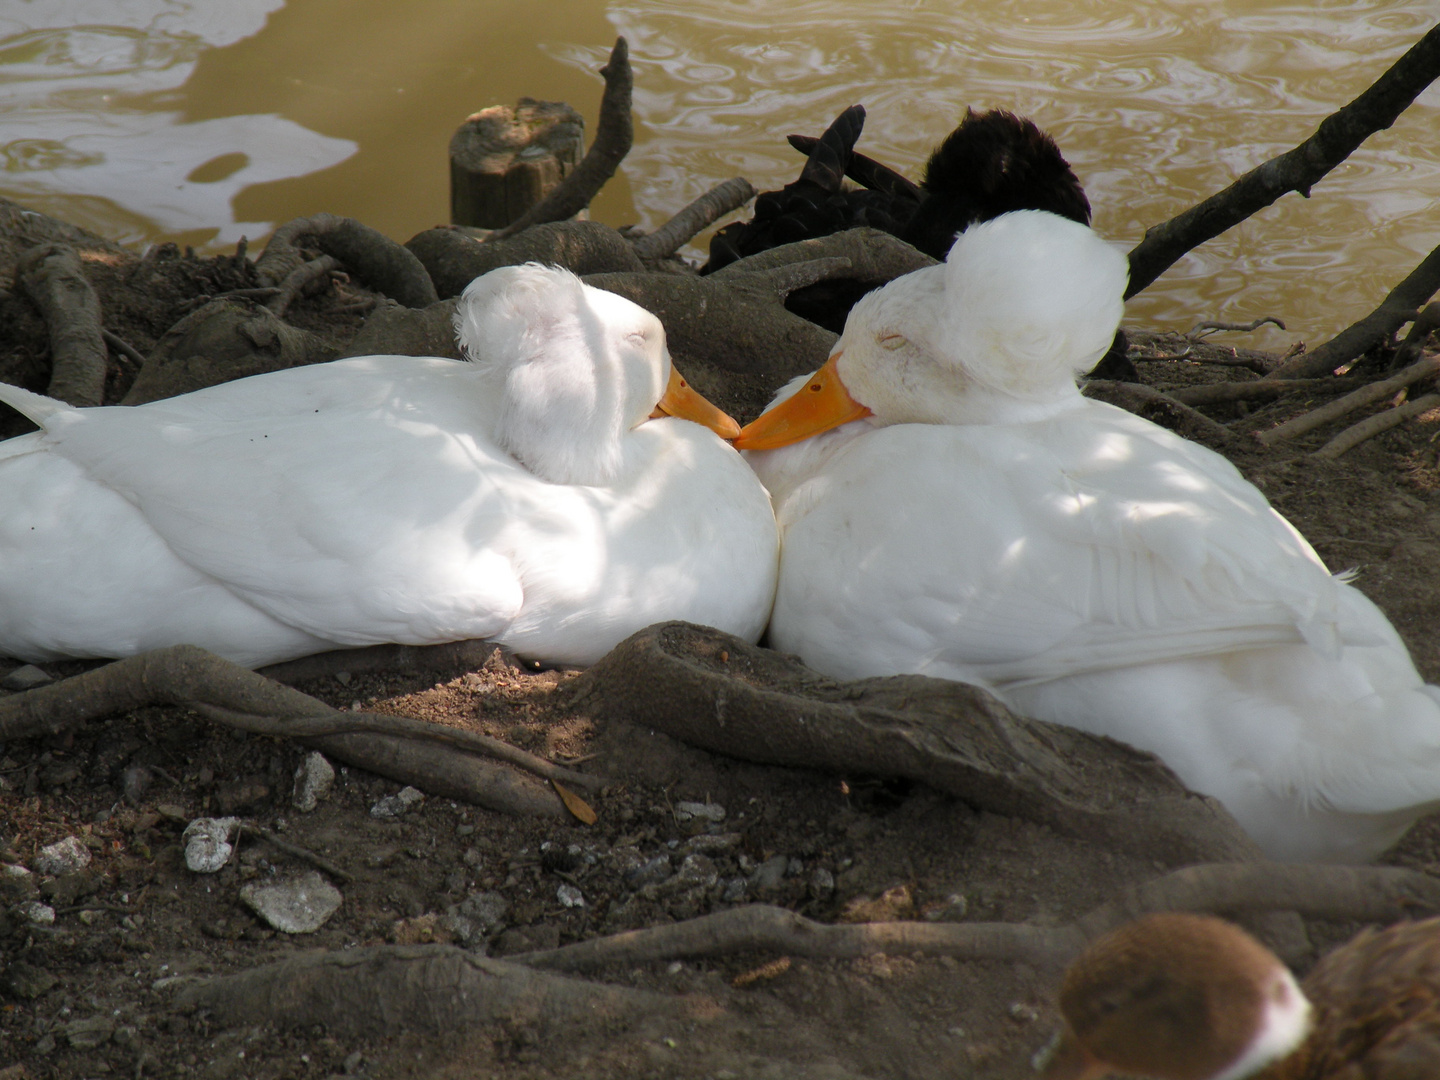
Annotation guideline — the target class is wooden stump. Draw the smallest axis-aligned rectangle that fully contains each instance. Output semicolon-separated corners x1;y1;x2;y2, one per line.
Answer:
449;99;585;229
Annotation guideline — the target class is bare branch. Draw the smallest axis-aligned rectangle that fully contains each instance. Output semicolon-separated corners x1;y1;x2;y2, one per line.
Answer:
1312;391;1440;459
1126;21;1440;299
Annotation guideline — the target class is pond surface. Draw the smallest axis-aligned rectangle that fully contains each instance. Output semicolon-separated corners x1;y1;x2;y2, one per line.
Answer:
2;0;1438;348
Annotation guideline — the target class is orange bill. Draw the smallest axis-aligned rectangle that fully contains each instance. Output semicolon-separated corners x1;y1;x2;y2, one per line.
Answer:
650;367;742;440
732;353;872;451
1034;1028;1109;1080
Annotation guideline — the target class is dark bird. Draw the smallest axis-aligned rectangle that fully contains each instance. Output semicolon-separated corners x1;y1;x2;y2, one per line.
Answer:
1041;912;1440;1080
705;104;1131;375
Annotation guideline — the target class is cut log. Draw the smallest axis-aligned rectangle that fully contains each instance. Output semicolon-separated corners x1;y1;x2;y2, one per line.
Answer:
449;99;585;229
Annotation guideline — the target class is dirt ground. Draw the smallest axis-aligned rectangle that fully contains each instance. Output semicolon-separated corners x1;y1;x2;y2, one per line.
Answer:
4;235;1440;1080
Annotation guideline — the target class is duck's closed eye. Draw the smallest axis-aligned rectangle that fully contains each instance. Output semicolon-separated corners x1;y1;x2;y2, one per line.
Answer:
627;330;650;345
878;332;907;350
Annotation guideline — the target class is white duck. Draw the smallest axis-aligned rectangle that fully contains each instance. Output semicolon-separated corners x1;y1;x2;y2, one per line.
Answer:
0;263;778;669
734;210;1440;863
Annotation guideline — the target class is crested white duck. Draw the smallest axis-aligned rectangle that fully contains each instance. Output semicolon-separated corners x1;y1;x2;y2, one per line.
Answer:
1040;911;1440;1080
734;210;1440;863
0;263;778;669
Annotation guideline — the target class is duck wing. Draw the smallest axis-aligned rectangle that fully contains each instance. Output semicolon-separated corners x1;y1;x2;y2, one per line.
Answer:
17;357;527;648
770;402;1385;687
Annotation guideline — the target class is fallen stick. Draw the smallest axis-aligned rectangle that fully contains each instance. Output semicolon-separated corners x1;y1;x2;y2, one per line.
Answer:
235;823;353;883
15;243;108;406
631;177;757;263
1126;21;1440;299
514;864;1440;974
1255;353;1440;445
1271;240;1440;379
1312;391;1440;460
489;38;633;241
1188;317;1287;338
100;329;147;368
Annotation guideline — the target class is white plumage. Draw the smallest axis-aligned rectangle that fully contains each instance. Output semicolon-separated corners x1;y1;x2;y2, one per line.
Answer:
0;263;778;669
738;211;1440;863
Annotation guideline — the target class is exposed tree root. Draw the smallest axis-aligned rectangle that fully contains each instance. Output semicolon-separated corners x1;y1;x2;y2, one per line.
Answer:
559;622;1261;866
267;254;342;317
710;226;934;288
0;644;597;817
174;945;685;1035
405;221;644;300
1256;353;1440;445
490;39;634;241
1126;22;1440;299
121;298;334;404
15;243;108;406
632;177;757;264
1313;391;1440;459
512;865;1440;975
1166;376;1360;408
1083;379;1239;450
255;213;438;309
1188;317;1287;338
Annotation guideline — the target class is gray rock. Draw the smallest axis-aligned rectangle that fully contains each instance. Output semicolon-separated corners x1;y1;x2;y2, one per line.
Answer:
624;853;673;888
34;835;91;876
0;862;37;903
19;901;55;925
239;870;343;933
0;959;58;999
674;800;726;823
670;853;719;893
1;663;52;691
721;876;748;903
370;785;425;818
923;893;969;922
556;883;585;908
181;817;240;874
453;890;509;934
64;1016;115;1049
291;751;336;813
749;854;789;893
810;867;836;897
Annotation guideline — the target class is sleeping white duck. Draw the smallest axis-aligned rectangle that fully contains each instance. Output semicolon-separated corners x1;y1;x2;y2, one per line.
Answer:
734;210;1440;863
0;262;778;669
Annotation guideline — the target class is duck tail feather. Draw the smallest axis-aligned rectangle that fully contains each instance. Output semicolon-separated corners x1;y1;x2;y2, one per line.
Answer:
0;382;72;427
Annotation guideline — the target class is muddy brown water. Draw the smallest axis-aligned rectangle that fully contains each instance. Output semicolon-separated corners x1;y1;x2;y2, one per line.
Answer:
4;2;1439;352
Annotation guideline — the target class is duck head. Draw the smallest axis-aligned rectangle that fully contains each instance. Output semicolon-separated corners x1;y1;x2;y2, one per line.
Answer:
456;263;738;485
733;211;1128;449
1039;914;1313;1080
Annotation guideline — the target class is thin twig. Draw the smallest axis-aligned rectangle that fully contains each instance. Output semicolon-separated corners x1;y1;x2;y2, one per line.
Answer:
631;178;757;263
1127;21;1440;299
101;329;147;368
489;38;633;241
236;823;353;883
1256;354;1440;445
1312;391;1440;459
1187;317;1287;338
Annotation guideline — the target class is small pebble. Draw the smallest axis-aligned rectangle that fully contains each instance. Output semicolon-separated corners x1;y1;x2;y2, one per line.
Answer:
673;800;726;823
182;817;240;874
34;835;91;876
20;901;55;925
291;751;336;813
556;883;585;908
370;786;425;818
